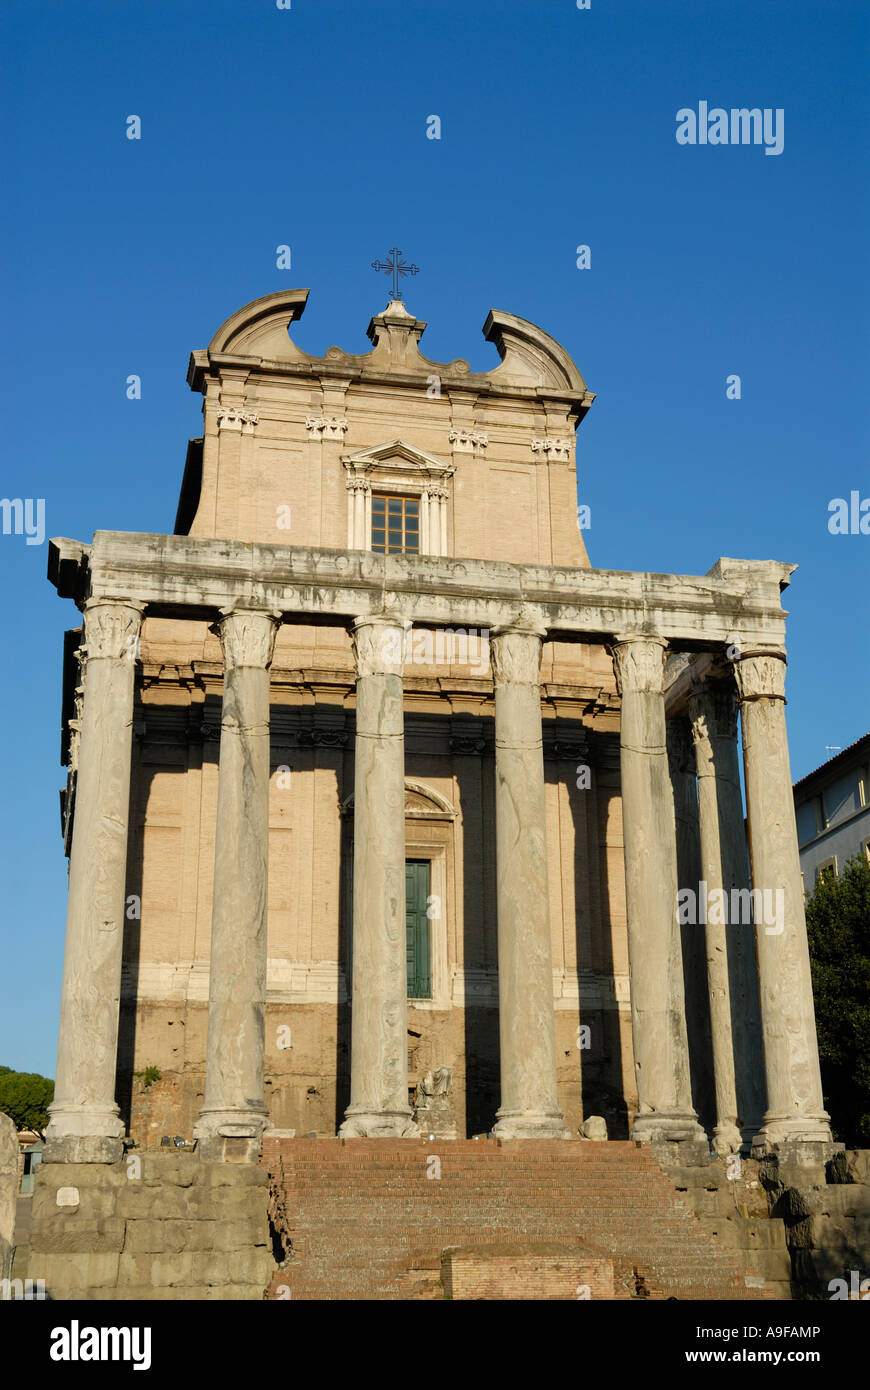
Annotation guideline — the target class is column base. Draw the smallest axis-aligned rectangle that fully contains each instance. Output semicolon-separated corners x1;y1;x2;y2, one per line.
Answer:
712;1122;744;1158
631;1112;709;1164
193;1107;269;1162
491;1110;572;1140
339;1108;420;1138
750;1113;834;1161
44;1105;125;1164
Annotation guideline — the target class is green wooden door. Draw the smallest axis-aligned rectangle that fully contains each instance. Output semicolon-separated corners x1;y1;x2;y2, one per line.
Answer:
406;860;431;998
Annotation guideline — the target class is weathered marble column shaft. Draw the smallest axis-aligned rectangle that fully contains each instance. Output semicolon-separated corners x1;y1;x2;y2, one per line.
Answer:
688;680;765;1154
340;617;417;1137
195;608;280;1155
668;716;716;1135
491;623;569;1139
733;650;831;1153
46;598;144;1163
611;635;704;1143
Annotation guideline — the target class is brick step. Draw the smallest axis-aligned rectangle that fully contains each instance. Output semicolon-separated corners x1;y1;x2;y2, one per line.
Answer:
263;1141;772;1301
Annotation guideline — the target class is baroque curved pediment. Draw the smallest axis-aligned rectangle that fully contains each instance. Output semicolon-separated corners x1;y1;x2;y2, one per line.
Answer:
191;291;594;419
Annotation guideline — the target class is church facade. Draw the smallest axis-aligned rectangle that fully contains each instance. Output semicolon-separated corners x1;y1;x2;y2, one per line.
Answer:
44;290;831;1164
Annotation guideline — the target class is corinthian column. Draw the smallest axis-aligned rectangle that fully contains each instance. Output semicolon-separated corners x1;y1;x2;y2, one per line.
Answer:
490;622;569;1139
667;716;715;1136
688;680;765;1154
340;616;417;1137
45;598;144;1163
195;607;280;1159
732;649;832;1154
611;635;705;1145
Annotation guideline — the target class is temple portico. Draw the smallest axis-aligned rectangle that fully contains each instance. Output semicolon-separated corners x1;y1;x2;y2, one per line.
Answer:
44;533;830;1159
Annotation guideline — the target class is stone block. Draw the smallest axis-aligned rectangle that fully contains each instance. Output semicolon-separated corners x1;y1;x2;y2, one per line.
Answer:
42;1137;124;1165
148;1252;197;1287
141;1153;198;1187
116;1252;157;1286
158;1219;219;1251
844;1149;870;1185
33;1161;127;1190
97;1285;181;1301
118;1251;198;1287
29;1220;126;1256
32;1186;121;1225
212;1219;265;1251
740;1220;790;1251
200;1246;273;1287
207;1187;270;1222
744;1249;793;1280
116;1186;192;1220
38;1251;121;1294
198;1283;269;1300
122;1220;169;1254
198;1162;270;1188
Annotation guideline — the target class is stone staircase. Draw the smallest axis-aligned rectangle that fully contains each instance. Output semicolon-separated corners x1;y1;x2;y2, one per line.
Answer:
262;1137;778;1300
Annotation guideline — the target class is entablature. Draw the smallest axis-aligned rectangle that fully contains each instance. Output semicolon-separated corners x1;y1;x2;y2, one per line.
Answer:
49;532;795;654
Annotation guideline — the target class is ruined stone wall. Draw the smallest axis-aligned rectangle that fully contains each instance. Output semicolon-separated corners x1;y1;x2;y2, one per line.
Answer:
27;1154;275;1300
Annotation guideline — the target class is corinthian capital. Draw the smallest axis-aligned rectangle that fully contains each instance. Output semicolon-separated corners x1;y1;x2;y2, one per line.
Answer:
490;624;546;688
732;650;787;703
81;599;145;662
214;608;281;670
688;680;739;744
609;634;668;696
351;616;407;678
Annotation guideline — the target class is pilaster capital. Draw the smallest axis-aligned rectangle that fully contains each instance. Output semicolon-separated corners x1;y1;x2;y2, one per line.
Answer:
490;622;546;688
217;406;258;434
531;437;573;461
609;633;668;696
731;649;787;703
351;615;407;678
81;598;145;662
307;414;348;440
213;608;281;670
448;428;488;454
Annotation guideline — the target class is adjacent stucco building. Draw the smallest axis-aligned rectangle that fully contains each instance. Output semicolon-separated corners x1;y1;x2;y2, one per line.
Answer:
794;734;870;887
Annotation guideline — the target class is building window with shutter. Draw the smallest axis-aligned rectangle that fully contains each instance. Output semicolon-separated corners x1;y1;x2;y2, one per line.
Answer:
405;859;431;999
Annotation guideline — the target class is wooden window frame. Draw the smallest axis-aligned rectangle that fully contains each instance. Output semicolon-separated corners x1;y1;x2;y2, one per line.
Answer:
371;493;420;556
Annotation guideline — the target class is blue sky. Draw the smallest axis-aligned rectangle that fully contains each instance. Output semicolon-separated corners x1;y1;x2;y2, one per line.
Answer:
1;0;867;1075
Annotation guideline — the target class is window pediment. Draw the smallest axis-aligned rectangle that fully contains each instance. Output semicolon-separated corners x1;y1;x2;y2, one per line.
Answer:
342;438;455;482
343;440;453;557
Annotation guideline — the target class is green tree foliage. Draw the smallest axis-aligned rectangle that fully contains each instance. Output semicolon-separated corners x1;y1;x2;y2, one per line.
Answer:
805;855;870;1145
0;1069;55;1134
